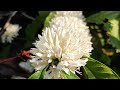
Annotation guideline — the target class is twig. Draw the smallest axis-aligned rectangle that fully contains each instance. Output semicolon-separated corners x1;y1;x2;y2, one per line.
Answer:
0;11;18;36
0;53;22;64
0;50;31;64
21;12;35;20
0;28;6;36
0;56;18;64
6;11;18;24
0;11;13;16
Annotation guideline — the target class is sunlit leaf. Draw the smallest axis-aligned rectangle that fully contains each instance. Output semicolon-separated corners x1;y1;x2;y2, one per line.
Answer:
82;56;120;79
107;19;120;49
44;11;56;28
28;70;43;79
82;66;96;79
109;19;119;39
28;65;49;79
61;70;80;79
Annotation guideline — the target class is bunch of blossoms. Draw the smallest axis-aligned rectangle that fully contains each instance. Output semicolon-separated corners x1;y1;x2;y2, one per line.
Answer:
55;11;85;20
29;11;93;79
1;22;22;43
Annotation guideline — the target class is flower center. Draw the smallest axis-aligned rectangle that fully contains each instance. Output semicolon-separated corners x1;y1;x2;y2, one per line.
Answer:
52;58;59;67
46;58;60;72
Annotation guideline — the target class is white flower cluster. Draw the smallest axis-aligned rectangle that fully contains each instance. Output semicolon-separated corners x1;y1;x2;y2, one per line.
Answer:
30;11;93;79
55;11;85;20
1;22;22;43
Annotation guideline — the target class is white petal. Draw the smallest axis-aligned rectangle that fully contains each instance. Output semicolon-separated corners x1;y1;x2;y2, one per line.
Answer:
53;65;57;68
63;67;70;75
36;53;43;57
48;59;52;63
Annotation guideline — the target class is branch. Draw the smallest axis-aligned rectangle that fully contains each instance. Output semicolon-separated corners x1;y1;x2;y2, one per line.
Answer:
0;56;18;64
0;11;18;36
21;12;35;20
6;11;18;24
0;11;13;16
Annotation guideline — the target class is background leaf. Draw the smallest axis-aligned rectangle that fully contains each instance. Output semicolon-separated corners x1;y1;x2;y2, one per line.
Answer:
24;16;42;48
107;19;120;49
86;11;120;24
24;11;50;49
0;44;11;58
109;35;120;49
38;11;51;23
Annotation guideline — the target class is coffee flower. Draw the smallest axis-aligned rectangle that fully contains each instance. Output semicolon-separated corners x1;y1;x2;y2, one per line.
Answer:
1;22;22;43
30;11;93;79
55;11;85;20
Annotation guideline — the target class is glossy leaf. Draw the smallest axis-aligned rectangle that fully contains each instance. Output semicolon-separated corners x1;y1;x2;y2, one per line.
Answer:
61;70;80;79
82;56;120;79
28;70;43;79
28;65;49;79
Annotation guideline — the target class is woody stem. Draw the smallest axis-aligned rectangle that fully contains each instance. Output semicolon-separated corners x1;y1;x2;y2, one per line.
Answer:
0;53;21;64
0;56;18;64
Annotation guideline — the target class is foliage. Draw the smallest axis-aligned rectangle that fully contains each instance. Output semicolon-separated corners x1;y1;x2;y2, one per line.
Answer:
1;11;120;79
24;11;51;48
82;56;119;79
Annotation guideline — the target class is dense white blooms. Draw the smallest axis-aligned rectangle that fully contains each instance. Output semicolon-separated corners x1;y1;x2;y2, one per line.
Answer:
55;11;85;20
30;11;93;79
1;22;22;43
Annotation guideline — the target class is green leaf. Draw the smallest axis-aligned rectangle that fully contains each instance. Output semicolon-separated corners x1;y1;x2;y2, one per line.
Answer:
24;16;42;48
82;66;96;79
107;19;120;49
28;65;49;79
0;44;11;58
109;35;120;49
39;67;47;79
28;70;43;79
108;19;119;39
90;29;111;65
103;22;112;32
38;11;51;23
44;11;56;28
24;11;50;49
60;70;80;79
87;12;120;49
86;11;120;24
82;56;120;79
91;48;112;66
